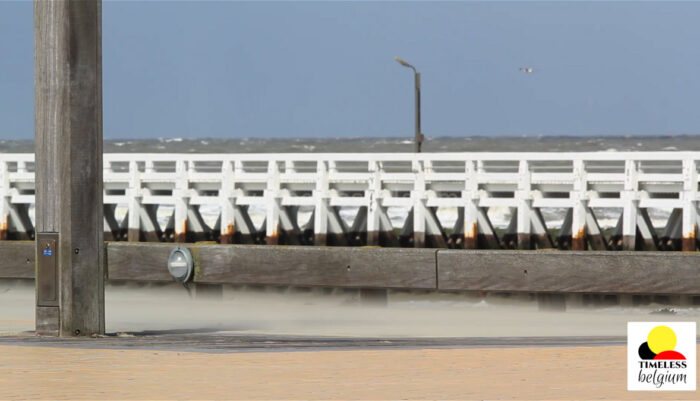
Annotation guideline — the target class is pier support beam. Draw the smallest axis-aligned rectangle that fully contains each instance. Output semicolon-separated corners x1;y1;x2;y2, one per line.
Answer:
103;204;120;241
34;0;104;336
126;161;141;241
660;208;682;250
585;207;608;250
0;163;9;240
682;202;698;252
571;199;587;251
516;161;533;250
530;207;554;249
6;204;34;240
365;162;397;247
219;160;235;244
570;160;588;250
174;160;189;242
460;202;477;249
365;204;397;247
412;161;426;248
621;198;638;251
682;159;699;251
621;161;638;251
516;199;532;250
459;161;479;249
265;161;302;245
636;208;658;251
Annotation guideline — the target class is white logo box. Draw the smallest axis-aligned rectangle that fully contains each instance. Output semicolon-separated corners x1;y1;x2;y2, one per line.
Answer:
628;322;696;391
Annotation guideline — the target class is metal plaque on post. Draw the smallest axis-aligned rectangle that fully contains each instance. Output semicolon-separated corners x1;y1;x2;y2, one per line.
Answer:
36;232;58;307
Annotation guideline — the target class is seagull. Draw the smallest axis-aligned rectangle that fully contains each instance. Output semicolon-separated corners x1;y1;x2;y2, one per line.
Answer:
519;67;534;74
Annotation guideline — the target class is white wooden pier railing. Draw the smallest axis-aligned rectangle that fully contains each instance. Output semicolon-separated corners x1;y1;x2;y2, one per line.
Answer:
0;152;699;251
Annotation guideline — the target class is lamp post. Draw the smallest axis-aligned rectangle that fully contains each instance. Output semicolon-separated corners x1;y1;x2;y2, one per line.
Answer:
394;57;423;153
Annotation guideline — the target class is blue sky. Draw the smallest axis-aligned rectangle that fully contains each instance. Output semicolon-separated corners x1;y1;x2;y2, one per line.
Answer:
1;1;699;140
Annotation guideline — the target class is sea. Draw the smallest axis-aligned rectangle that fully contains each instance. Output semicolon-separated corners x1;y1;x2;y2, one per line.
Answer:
3;134;698;233
2;134;698;154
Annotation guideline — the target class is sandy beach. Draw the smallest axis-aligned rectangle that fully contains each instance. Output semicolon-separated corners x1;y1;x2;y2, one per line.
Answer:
3;282;699;399
1;344;698;400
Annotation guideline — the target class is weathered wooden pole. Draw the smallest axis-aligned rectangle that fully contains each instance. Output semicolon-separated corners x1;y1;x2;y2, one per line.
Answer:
34;0;104;336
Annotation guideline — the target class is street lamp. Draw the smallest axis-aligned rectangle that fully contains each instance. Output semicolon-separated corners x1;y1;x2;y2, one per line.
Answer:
394;57;424;153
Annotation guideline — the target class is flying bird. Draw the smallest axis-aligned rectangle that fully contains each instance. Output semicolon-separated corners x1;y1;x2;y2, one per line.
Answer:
519;67;534;74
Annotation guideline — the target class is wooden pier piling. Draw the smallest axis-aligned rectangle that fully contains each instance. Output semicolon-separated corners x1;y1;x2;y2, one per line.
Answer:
34;0;104;336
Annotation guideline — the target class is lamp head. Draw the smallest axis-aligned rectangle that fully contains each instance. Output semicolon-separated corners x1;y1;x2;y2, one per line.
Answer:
394;56;414;69
167;246;194;284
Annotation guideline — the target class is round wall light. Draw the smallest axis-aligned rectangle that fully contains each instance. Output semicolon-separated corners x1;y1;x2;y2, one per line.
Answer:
167;246;194;284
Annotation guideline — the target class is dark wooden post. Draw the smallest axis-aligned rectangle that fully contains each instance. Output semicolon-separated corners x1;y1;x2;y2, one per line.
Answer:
34;0;104;336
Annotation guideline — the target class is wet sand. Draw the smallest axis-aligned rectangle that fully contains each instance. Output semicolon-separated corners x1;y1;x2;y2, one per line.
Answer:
0;344;698;400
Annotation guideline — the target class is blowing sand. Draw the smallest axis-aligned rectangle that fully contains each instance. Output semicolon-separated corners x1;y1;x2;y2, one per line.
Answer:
5;280;700;338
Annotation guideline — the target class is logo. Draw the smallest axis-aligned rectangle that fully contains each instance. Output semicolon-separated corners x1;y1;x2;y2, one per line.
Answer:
628;322;696;391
